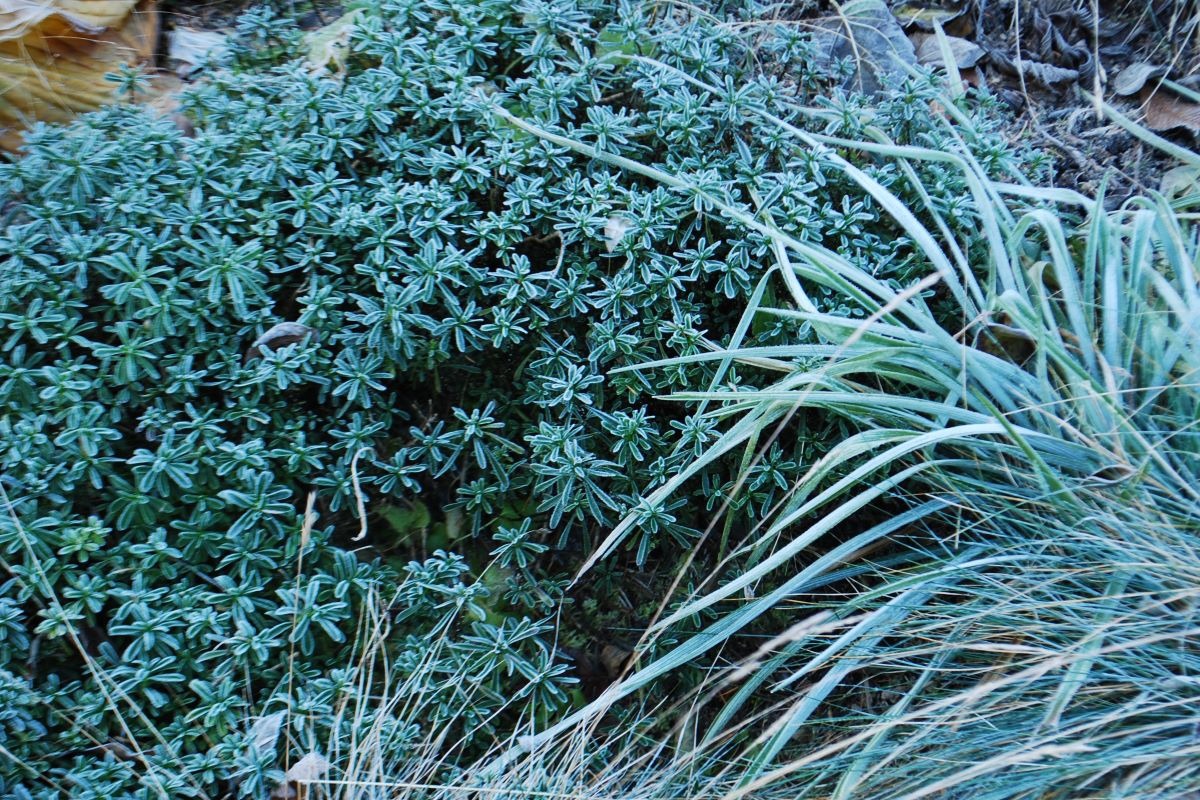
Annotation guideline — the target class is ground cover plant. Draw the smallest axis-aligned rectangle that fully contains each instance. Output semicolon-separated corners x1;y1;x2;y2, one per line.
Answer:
4;0;1194;797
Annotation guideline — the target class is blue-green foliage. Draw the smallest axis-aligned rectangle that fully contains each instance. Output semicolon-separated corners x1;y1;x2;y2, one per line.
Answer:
0;0;1031;795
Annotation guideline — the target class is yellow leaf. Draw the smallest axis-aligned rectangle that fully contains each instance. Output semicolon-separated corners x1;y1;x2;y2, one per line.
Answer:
0;0;157;150
0;1;140;40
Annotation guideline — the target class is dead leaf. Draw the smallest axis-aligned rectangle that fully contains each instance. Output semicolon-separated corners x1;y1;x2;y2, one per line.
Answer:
1012;58;1078;87
1142;88;1200;133
961;66;987;89
891;1;969;33
168;27;227;76
0;0;158;150
912;32;984;69
285;752;332;783
597;643;633;675
269;752;333;798
245;322;318;363
812;0;917;96
0;1;138;38
603;215;631;254
302;9;360;76
975;316;1036;364
1160;165;1200;199
250;711;286;752
1113;62;1169;97
141;72;194;134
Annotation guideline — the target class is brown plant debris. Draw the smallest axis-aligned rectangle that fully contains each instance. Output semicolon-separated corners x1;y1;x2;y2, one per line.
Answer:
0;0;158;150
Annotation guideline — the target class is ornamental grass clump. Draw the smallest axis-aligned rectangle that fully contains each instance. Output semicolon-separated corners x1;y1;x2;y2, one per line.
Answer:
496;78;1200;796
0;0;1043;796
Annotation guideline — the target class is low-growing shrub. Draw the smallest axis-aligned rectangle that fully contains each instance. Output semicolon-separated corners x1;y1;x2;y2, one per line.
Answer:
0;0;1037;795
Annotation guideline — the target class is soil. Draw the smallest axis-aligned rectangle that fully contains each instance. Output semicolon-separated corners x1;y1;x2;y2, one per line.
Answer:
964;0;1200;200
902;0;1195;200
787;0;1200;202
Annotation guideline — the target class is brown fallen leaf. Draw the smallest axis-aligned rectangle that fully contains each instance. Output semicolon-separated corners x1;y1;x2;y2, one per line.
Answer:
961;66;987;89
1141;87;1200;133
977;321;1036;365
565;640;635;698
0;0;158;150
142;72;193;134
0;1;137;37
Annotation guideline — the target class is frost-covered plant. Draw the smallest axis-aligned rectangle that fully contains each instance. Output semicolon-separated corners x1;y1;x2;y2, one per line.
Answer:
0;0;1036;795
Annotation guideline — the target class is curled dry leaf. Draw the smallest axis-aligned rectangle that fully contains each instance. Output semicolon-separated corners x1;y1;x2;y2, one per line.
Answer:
270;752;333;798
891;1;970;33
0;0;158;150
286;752;332;783
1012;58;1078;87
958;66;986;89
245;322;319;362
0;0;137;36
141;71;194;136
